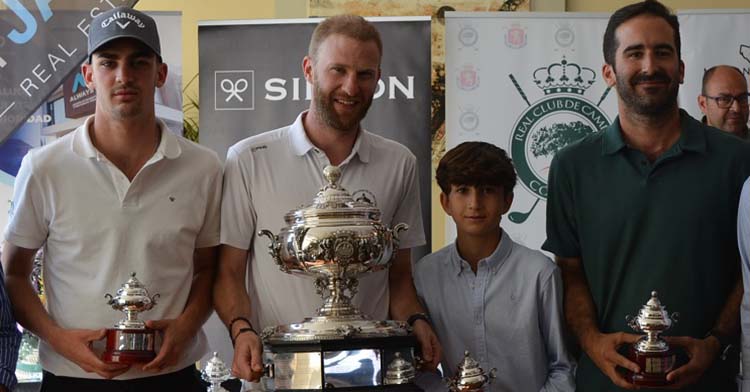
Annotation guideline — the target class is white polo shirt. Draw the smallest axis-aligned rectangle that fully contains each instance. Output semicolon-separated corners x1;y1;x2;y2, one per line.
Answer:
4;116;222;379
221;111;426;330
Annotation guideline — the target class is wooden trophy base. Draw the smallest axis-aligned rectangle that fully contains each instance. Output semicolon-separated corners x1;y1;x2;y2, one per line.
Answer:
102;328;156;364
622;345;679;388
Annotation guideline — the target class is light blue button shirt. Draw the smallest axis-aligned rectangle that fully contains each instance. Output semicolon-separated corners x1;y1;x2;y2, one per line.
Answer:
738;177;750;392
413;230;575;392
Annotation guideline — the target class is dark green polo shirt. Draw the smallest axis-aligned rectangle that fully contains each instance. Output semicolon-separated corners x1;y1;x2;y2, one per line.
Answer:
543;110;750;391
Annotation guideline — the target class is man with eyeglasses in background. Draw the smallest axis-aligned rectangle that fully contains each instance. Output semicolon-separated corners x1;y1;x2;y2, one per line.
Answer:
698;65;750;139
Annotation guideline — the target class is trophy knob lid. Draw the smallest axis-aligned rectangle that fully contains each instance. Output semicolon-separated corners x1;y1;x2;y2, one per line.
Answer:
383;352;416;385
284;165;382;223
633;290;673;332
117;272;152;298
202;352;231;384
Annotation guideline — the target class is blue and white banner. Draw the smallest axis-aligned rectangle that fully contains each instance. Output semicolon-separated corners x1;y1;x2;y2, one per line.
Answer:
0;0;138;144
445;12;617;249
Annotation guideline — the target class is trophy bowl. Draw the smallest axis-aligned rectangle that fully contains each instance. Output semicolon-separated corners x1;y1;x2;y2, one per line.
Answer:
102;272;160;364
257;165;422;391
622;290;680;387
259;165;406;280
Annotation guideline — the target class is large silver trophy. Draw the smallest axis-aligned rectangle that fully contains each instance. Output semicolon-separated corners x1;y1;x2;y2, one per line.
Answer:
258;165;422;390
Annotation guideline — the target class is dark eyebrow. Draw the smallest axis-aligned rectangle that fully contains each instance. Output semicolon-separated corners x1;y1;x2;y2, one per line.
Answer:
622;44;644;53
653;44;675;52
94;52;118;60
623;43;674;53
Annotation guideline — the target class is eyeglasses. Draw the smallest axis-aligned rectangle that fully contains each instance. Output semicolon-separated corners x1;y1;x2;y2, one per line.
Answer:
703;92;750;109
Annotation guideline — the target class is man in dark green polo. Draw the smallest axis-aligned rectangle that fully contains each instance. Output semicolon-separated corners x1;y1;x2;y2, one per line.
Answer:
543;1;750;391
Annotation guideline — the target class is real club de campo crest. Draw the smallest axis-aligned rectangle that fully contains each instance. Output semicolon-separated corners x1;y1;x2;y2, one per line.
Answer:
508;57;612;223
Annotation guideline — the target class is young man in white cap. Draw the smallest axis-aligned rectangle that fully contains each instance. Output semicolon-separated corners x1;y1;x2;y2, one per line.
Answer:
2;6;221;391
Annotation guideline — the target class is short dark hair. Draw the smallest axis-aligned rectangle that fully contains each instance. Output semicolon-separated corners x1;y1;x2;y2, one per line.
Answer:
603;0;680;68
436;141;517;196
309;15;383;62
701;65;745;95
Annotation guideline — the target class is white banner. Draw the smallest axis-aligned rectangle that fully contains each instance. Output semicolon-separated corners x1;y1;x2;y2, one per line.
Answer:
445;12;617;249
677;9;750;120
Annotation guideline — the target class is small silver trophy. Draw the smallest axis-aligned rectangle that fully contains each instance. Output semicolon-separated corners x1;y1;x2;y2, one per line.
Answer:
102;272;160;364
202;352;231;392
624;290;680;386
445;351;496;392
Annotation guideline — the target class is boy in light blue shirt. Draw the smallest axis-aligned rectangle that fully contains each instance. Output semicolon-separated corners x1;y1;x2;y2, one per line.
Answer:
413;141;575;391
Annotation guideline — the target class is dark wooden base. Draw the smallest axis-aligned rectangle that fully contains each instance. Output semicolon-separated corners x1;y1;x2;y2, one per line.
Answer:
623;345;679;387
102;328;156;364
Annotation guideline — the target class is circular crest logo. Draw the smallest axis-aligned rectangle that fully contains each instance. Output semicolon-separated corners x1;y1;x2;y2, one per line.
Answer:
459;107;479;132
458;26;479;47
555;25;575;47
509;58;611;202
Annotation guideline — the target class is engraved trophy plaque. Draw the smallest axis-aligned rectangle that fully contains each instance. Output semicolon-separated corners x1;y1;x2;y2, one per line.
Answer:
445;351;496;392
202;352;231;392
623;290;680;387
102;272;160;364
258;165;422;391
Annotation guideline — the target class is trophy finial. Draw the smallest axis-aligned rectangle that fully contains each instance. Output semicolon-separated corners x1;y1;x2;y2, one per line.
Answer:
651;290;658;298
323;165;341;186
131;272;136;278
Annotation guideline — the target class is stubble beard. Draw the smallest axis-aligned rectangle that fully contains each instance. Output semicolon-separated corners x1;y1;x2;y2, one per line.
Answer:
312;81;372;134
616;69;680;117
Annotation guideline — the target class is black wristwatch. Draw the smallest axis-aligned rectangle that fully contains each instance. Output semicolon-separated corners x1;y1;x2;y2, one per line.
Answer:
407;312;431;327
705;329;734;361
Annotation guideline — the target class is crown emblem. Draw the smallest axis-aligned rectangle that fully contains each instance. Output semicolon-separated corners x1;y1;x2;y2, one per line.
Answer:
533;57;596;95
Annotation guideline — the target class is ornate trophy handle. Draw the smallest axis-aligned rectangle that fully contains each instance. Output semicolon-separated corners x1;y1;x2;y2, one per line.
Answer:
625;314;639;332
148;293;160;309
670;312;679;324
105;293;114;305
258;229;287;271
391;223;409;247
487;367;498;384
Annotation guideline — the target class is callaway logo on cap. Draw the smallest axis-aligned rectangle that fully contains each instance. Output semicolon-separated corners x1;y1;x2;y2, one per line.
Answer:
87;6;161;61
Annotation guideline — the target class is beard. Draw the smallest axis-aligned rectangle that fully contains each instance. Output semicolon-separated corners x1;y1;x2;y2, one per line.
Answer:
616;70;680;116
312;80;373;133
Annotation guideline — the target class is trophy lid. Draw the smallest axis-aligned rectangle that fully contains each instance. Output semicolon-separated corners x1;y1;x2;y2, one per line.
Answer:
115;272;152;300
634;291;672;330
284;165;381;225
383;352;416;384
201;352;231;383
455;351;485;379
